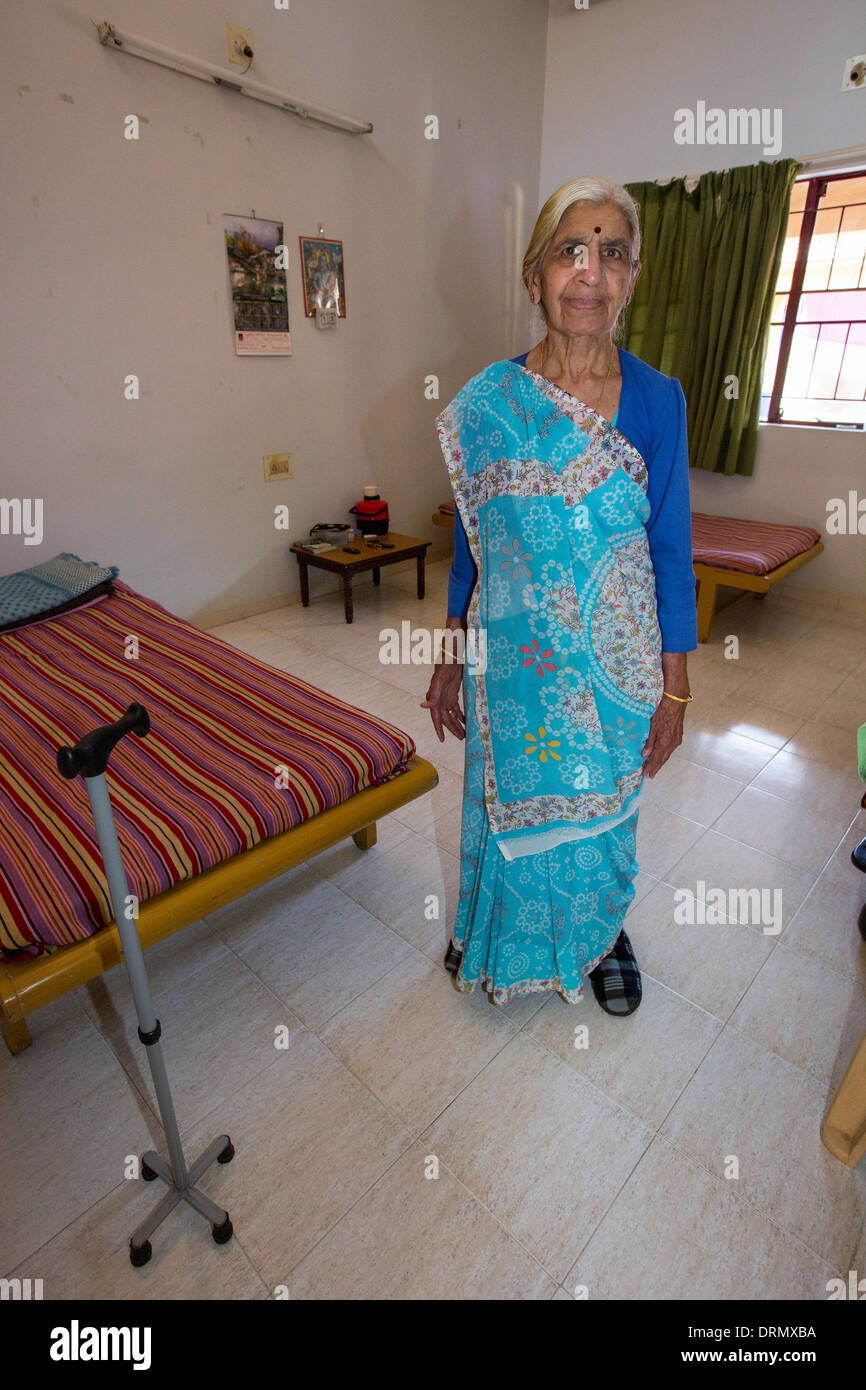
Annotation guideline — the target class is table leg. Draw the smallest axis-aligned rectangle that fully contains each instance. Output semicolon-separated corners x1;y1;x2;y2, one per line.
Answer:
298;560;310;607
416;553;425;600
372;568;380;587
342;574;354;623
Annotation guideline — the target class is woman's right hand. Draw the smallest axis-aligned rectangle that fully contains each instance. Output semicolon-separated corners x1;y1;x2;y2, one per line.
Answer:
421;663;466;742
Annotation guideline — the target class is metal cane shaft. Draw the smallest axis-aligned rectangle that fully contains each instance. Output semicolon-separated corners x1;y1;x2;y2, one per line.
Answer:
85;773;189;1187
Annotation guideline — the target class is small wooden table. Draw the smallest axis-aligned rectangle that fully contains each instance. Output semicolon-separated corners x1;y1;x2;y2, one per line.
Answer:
290;531;432;623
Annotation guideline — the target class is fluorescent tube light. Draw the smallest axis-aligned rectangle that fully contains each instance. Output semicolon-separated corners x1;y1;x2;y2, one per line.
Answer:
96;21;373;134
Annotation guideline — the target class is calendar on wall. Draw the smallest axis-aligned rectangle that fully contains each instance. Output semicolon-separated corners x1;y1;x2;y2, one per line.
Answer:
224;214;291;356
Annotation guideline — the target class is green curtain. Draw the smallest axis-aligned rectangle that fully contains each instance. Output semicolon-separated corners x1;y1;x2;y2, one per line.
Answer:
621;159;800;475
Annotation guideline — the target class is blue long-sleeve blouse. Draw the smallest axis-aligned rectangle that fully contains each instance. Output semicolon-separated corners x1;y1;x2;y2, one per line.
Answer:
446;347;697;651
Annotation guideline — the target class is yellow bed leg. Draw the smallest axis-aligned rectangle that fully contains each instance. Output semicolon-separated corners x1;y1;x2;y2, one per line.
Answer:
695;576;716;643
0;978;32;1054
352;823;377;850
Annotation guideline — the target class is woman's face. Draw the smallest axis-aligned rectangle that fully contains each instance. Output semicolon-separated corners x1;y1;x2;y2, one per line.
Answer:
530;199;639;340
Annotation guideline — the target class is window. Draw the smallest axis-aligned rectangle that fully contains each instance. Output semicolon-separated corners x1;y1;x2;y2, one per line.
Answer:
761;170;866;429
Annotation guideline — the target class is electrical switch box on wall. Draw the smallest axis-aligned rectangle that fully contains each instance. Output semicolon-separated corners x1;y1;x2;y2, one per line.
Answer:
264;454;294;481
226;24;254;68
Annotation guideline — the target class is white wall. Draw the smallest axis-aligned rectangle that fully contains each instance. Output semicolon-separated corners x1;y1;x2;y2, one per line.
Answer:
540;0;865;603
1;0;547;624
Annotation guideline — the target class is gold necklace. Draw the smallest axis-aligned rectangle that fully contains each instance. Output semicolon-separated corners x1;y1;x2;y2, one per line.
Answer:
538;336;614;417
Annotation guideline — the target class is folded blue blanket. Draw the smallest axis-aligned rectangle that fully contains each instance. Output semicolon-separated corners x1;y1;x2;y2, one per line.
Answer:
0;553;118;628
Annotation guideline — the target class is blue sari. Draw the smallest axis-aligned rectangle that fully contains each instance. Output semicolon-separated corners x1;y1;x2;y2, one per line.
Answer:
435;359;663;1004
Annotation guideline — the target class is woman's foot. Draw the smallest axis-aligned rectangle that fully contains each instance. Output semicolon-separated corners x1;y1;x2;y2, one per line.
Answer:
444;941;463;975
588;929;642;1015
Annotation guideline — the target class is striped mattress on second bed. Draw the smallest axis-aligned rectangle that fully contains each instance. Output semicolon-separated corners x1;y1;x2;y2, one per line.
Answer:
0;582;415;957
691;512;822;576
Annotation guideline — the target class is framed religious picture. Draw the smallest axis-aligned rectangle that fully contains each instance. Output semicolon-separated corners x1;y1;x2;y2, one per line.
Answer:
299;236;346;318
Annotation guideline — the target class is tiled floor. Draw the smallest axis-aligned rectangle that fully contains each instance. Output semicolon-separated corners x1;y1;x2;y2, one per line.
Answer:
3;561;866;1299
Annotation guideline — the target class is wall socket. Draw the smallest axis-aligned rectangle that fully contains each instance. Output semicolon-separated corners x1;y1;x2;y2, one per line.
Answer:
226;24;254;68
264;453;294;481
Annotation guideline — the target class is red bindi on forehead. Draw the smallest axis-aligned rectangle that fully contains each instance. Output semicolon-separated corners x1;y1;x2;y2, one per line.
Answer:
594;226;602;233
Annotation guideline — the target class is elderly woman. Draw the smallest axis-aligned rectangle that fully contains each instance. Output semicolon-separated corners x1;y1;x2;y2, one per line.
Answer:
422;176;697;1016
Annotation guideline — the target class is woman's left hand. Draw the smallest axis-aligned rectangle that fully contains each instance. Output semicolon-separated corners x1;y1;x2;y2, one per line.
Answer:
641;695;686;778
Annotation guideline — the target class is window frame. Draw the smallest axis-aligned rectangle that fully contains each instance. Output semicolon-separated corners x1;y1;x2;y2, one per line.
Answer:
764;169;866;431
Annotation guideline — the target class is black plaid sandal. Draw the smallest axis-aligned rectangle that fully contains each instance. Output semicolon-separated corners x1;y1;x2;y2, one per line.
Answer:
444;941;463;975
588;929;642;1016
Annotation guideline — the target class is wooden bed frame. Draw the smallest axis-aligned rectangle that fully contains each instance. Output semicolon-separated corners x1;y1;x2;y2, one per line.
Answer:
1;754;438;1055
694;541;824;642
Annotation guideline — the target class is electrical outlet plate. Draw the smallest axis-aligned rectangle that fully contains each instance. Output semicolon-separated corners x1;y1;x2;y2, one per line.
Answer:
226;24;254;68
264;453;294;481
841;54;865;90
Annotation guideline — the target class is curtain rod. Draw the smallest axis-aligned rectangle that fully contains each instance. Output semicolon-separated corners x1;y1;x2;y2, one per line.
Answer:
655;144;864;190
795;143;866;177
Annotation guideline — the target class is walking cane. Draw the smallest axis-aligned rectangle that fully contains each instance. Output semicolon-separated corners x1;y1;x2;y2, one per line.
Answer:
57;702;235;1268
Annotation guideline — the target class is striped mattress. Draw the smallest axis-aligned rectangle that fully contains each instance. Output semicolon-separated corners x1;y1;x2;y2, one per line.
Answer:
691;513;822;576
0;582;415;957
440;504;821;578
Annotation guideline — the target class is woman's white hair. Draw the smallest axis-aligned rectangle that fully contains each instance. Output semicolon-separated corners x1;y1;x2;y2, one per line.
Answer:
521;176;641;339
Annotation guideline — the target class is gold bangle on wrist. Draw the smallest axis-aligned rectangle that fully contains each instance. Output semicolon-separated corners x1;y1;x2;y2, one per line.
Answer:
663;690;693;703
436;640;463;664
